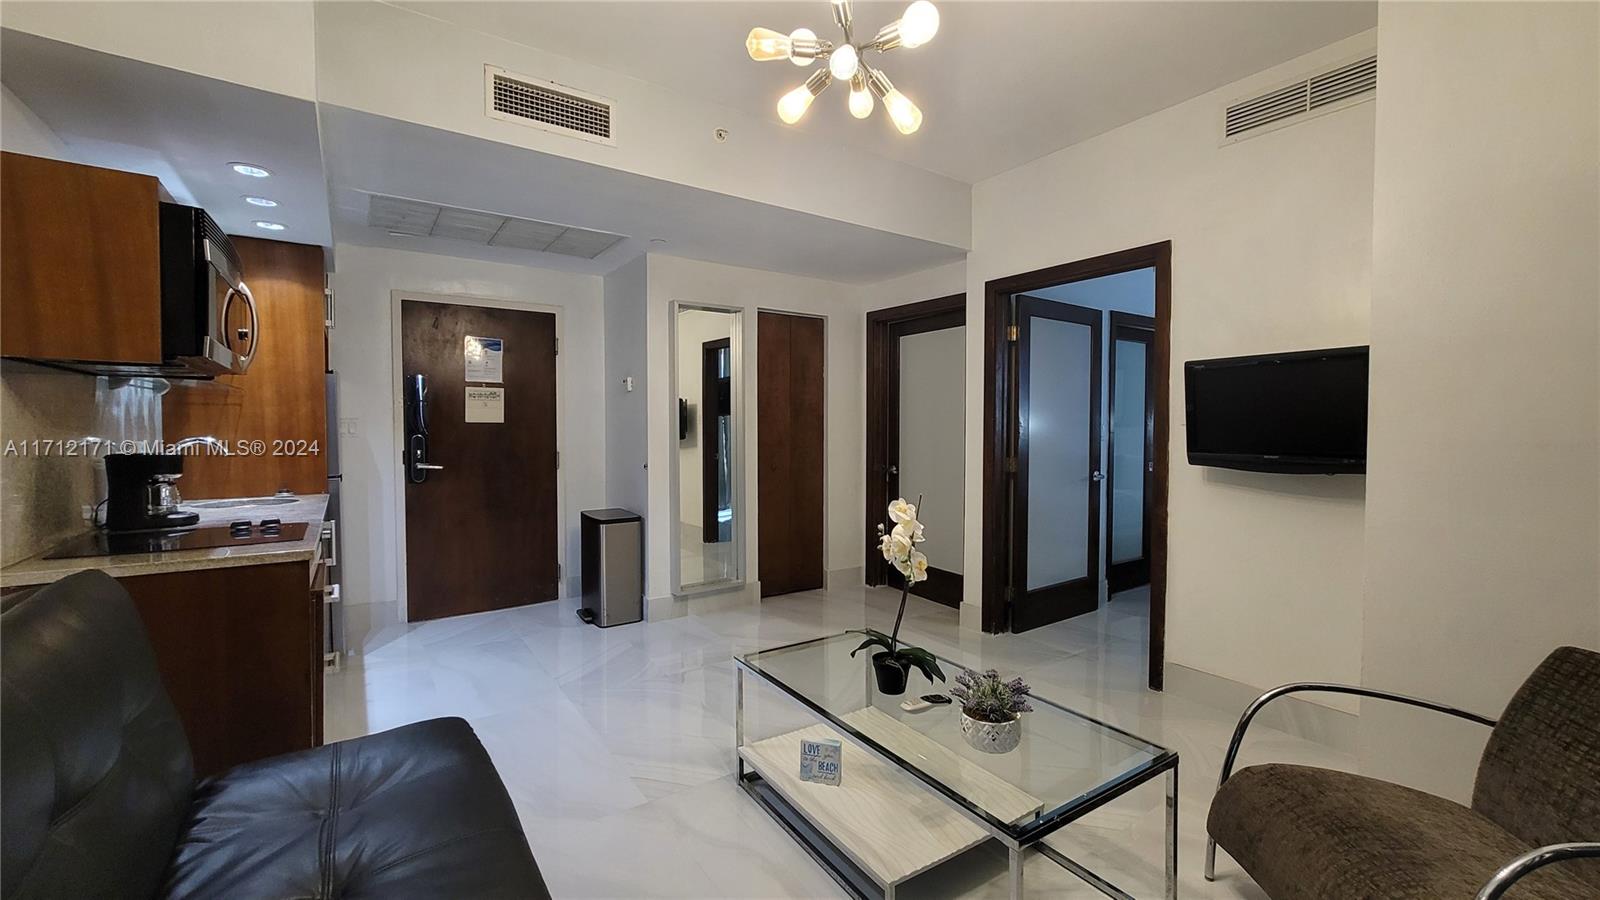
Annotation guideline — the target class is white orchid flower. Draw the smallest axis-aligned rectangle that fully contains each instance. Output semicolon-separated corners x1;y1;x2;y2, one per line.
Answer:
880;530;912;563
892;519;925;544
887;498;917;524
909;549;929;583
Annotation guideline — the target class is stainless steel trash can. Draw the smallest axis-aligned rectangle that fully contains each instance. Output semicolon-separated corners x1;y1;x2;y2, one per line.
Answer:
578;509;643;627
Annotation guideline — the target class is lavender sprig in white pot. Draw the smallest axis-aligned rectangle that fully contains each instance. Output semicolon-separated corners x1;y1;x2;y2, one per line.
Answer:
951;669;1034;754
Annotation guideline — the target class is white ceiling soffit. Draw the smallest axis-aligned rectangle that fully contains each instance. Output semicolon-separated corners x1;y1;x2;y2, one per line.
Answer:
367;194;627;259
321;104;964;282
395;1;1377;183
0;28;332;246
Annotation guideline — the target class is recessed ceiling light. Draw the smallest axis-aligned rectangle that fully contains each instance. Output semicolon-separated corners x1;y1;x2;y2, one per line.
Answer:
243;196;278;207
253;221;286;231
230;162;271;178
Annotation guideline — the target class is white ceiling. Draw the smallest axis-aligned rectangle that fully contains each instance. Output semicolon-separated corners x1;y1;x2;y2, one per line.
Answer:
396;0;1377;182
321;104;966;282
0;29;332;246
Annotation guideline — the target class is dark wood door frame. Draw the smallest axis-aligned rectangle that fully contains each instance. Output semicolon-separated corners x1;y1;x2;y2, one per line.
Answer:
865;294;965;606
982;242;1172;690
701;337;731;542
1107;312;1156;593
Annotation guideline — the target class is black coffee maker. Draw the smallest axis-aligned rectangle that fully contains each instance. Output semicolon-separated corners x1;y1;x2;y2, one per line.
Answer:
105;454;200;532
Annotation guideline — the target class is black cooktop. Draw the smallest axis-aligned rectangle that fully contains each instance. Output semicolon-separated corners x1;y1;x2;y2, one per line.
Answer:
44;520;310;560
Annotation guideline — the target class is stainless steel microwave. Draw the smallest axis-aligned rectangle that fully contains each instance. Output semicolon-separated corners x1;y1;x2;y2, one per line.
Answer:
158;202;258;376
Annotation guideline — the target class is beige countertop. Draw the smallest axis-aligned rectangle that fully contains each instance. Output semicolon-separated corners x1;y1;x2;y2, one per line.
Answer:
1;494;329;588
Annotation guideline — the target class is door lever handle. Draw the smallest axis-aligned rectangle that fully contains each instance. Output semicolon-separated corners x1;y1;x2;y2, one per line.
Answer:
416;463;444;471
1091;471;1105;482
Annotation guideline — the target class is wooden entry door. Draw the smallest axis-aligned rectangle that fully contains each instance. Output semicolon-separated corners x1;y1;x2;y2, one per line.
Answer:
757;311;826;597
1011;298;1102;631
400;299;559;621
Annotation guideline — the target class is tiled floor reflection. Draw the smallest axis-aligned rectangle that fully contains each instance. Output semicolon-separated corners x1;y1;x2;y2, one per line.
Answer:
327;583;1346;898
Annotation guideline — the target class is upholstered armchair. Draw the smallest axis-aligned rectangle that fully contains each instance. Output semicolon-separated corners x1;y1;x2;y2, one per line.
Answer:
1206;646;1600;899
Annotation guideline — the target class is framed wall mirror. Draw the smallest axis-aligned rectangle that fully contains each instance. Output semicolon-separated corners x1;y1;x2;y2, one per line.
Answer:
673;303;743;594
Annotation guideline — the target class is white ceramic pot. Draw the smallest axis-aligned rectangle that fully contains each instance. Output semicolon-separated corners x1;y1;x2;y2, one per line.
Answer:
960;711;1021;754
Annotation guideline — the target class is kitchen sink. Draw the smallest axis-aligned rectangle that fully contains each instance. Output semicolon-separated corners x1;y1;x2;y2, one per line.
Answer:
187;496;299;509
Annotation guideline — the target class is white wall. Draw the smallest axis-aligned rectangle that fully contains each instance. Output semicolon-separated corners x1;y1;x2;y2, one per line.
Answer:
602;255;649;515
1;84;72;160
1;1;317;100
1360;1;1600;800
328;244;605;649
645;254;864;602
968;32;1378;703
859;261;968;313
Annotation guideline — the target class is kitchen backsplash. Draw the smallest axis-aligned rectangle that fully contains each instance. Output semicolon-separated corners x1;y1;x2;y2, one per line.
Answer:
0;363;164;565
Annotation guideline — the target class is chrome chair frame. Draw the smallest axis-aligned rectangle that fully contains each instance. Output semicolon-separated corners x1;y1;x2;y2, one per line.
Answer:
1475;842;1600;900
1203;682;1497;882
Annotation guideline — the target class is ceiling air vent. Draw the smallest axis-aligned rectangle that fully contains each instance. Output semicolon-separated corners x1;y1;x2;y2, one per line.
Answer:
485;65;614;146
368;194;626;260
1223;54;1376;142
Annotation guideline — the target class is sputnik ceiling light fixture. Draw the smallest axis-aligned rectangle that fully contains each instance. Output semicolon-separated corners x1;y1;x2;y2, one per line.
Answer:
746;0;939;134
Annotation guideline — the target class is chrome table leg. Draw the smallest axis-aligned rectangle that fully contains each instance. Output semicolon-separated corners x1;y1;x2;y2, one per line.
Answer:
1166;767;1179;899
734;664;745;778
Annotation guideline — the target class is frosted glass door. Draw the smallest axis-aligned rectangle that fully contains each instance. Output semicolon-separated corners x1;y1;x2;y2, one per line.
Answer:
898;326;965;577
1013;298;1102;631
1110;340;1146;562
1108;317;1154;592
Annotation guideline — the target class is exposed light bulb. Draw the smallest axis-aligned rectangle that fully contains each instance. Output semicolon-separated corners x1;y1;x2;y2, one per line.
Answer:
848;76;874;119
789;28;818;66
778;69;832;124
899;1;940;48
828;43;859;80
778;85;817;124
745;27;790;61
884;89;923;134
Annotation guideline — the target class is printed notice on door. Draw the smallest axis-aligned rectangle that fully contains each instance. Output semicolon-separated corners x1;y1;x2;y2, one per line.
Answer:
464;335;504;383
465;386;505;423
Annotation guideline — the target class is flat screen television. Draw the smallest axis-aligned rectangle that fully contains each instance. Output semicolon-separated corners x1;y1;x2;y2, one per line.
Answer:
1185;346;1368;474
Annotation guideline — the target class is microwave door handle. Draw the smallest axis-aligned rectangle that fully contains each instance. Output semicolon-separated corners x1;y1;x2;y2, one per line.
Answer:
231;281;260;372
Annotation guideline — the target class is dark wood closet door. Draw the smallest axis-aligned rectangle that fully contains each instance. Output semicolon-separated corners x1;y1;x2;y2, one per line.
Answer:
401;299;559;621
757;311;826;597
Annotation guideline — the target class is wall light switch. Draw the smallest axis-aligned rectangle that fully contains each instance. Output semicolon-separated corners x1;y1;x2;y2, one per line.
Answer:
623;376;635;393
341;418;358;435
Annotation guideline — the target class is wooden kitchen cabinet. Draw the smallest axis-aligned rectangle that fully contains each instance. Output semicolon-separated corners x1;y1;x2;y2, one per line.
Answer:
118;556;327;777
163;237;329;499
0;152;163;364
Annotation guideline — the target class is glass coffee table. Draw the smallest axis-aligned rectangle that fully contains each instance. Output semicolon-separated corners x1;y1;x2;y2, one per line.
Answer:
735;634;1178;899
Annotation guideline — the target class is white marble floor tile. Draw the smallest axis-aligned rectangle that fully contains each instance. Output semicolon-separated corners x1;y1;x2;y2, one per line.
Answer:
326;584;1350;899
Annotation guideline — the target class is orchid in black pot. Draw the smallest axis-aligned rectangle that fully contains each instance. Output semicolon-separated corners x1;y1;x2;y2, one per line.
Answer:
850;496;945;695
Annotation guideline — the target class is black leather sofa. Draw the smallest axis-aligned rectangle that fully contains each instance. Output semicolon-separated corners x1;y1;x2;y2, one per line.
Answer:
2;570;552;900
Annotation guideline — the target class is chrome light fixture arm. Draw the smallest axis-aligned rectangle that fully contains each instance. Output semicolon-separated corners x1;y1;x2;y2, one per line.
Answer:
1204;682;1497;882
1476;843;1600;900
